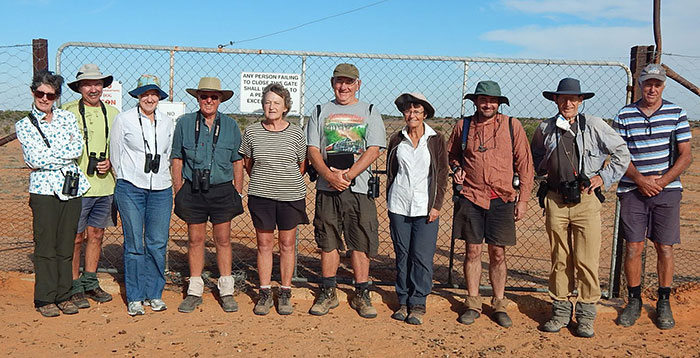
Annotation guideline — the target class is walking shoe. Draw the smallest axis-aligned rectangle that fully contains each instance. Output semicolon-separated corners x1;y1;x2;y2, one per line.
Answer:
221;295;238;313
127;301;145;316
541;300;572;333
618;297;642;327
84;287;113;303
309;286;339;316
574;302;597;338
491;297;512;328
56;300;79;315
70;292;91;309
350;288;377;319
143;299;167;312
254;288;273;315
178;295;203;313
391;305;408;321
406;305;426;325
656;299;675;330
458;309;480;325
36;303;60;317
277;288;294;315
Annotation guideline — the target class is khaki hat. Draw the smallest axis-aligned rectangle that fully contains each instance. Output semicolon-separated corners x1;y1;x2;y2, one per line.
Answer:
394;92;435;118
186;77;233;102
67;64;113;93
332;63;359;80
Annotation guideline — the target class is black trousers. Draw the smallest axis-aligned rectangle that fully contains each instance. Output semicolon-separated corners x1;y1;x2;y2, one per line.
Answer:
29;194;81;307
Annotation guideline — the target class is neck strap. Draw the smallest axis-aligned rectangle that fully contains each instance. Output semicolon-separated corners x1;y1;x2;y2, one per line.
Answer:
78;99;109;154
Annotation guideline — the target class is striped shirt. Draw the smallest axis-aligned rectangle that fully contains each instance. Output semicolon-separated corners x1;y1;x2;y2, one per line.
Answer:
239;121;306;201
613;99;691;193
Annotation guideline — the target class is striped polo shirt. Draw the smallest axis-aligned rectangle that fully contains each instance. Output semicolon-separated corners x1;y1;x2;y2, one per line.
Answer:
613;99;691;193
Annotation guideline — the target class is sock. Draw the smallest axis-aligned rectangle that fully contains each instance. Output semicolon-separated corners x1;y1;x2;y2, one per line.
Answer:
70;279;84;295
658;286;671;300
187;276;204;297
322;276;336;289
259;285;272;290
280;286;291;291
355;281;370;291
82;271;99;291
628;285;642;299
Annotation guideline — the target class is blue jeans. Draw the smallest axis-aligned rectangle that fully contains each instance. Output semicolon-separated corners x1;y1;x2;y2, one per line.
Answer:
388;212;439;306
114;179;172;302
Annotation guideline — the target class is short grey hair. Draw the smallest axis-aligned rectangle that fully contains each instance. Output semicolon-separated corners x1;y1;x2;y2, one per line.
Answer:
30;70;64;96
261;83;292;117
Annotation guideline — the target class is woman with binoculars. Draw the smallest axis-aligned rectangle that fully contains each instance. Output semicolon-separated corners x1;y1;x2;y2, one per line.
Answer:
110;74;174;316
16;70;90;317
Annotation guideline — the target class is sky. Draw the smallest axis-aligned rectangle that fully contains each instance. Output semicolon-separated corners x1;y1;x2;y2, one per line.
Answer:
1;0;699;118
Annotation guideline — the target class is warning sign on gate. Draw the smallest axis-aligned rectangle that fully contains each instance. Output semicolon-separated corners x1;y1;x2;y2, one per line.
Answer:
239;72;301;115
100;81;122;112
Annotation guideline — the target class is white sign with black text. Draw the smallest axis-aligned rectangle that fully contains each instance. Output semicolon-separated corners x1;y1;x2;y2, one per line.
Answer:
239;72;301;115
100;81;122;112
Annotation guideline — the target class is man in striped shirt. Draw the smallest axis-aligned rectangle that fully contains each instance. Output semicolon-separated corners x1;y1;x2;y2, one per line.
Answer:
613;64;692;330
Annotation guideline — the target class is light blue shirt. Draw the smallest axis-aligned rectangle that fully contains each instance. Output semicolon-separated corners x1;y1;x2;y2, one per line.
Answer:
15;105;90;200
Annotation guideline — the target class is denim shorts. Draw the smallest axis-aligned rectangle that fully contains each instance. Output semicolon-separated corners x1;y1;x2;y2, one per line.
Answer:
77;195;116;233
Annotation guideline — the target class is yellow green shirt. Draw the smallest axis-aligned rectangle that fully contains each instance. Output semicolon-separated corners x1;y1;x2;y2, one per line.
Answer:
62;99;119;197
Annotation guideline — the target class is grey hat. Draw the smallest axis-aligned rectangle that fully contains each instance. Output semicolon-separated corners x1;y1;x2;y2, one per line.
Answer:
464;80;510;105
542;78;594;101
395;92;435;118
67;64;114;93
639;63;667;83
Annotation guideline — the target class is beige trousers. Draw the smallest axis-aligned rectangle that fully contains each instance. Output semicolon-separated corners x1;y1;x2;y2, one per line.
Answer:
545;191;602;303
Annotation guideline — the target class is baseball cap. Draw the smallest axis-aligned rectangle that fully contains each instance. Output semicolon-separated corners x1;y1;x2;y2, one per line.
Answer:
639;64;666;83
332;63;359;80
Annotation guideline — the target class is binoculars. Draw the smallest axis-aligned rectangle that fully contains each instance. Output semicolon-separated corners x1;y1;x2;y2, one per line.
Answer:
192;169;211;192
61;171;79;196
144;153;161;174
86;151;106;175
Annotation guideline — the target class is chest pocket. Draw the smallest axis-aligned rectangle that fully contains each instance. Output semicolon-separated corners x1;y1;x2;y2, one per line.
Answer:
214;143;235;169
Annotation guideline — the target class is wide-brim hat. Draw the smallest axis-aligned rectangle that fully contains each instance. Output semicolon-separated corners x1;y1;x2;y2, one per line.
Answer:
464;80;510;105
543;78;594;101
186;77;234;102
67;64;113;93
128;74;168;100
394;92;435;119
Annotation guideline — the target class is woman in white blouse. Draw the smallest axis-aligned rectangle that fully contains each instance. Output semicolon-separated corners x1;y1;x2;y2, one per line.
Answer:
110;74;174;316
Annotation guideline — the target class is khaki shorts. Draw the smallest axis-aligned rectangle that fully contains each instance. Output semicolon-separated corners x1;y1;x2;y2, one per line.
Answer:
313;190;379;256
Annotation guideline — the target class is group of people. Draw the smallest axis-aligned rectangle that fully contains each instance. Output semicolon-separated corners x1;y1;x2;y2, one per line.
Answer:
17;62;690;338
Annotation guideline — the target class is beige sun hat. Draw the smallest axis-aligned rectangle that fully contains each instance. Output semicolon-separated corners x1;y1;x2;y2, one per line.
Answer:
67;64;114;93
394;92;436;118
186;77;234;102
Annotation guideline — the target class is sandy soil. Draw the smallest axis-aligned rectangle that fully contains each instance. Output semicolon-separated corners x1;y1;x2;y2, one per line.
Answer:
1;271;699;357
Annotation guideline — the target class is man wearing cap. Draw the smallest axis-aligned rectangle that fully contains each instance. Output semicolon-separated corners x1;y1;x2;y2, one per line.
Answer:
613;64;692;330
531;78;630;337
447;80;533;327
306;63;386;318
62;64;120;308
171;77;244;313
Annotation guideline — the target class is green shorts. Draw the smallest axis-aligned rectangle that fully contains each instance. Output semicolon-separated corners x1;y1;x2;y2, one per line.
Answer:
313;190;379;256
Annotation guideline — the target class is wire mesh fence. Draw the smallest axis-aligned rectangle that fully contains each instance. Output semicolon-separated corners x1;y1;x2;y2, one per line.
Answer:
4;40;696;298
661;53;700;121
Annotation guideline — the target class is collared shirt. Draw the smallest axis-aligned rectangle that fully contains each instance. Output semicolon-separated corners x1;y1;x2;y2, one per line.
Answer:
387;124;436;217
531;113;631;190
613;99;692;193
170;111;242;186
15;105;90;200
62;99;120;197
447;114;534;210
110;107;174;190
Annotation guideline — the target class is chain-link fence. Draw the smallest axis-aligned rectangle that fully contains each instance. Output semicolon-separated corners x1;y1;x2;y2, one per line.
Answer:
661;53;700;121
9;41;695;298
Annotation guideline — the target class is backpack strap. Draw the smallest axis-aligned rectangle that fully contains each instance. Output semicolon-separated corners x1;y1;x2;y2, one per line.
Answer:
369;104;374;114
460;115;472;152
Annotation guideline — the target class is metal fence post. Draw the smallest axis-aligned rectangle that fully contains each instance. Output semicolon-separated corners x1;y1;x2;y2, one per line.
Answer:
169;50;175;101
32;38;48;75
460;61;469;118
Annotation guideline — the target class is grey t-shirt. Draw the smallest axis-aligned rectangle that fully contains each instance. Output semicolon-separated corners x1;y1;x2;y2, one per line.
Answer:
305;100;386;194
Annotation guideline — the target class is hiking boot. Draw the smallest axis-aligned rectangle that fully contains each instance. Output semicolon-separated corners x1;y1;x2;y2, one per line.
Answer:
575;302;597;338
144;298;167;312
221;295;238;313
541;300;572;333
36;303;60;317
277;288;294;315
406;305;426;325
391;305;408;321
56;300;79;315
618;297;642;327
70;292;90;309
491;297;512;328
350;287;377;319
85;287;113;303
127;301;145;316
656;299;675;330
253;288;273;316
309;286;339;316
458;309;480;325
178;295;202;313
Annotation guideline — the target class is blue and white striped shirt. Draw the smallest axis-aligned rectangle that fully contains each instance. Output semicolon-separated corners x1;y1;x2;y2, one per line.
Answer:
613;99;691;193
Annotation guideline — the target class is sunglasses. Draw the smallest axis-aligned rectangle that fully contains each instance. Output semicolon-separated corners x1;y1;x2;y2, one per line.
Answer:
34;90;58;100
199;94;219;101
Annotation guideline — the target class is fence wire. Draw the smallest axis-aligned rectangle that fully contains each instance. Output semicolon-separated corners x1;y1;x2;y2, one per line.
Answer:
3;41;696;298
